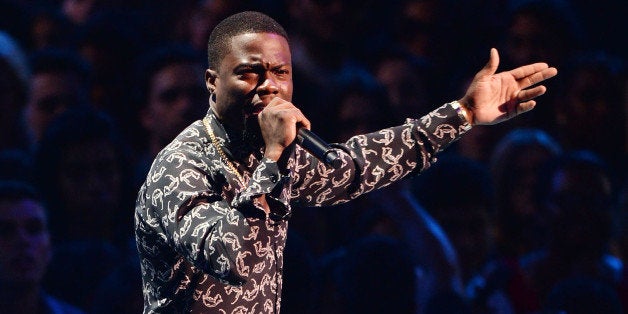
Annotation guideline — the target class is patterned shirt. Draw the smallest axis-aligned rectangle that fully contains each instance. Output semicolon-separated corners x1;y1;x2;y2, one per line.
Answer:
135;101;471;313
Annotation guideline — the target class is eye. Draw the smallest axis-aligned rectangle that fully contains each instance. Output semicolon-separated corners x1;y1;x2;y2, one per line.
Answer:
273;68;290;76
235;65;262;79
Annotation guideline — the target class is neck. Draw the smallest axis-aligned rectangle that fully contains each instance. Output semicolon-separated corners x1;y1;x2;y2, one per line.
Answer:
208;108;264;159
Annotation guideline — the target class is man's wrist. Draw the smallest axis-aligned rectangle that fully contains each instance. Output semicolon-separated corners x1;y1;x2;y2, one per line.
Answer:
454;100;474;125
447;100;473;133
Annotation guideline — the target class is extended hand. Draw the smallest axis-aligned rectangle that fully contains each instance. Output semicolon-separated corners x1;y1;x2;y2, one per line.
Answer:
459;48;558;125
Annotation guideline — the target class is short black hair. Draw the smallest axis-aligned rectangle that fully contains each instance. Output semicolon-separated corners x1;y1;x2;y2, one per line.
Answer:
207;11;288;70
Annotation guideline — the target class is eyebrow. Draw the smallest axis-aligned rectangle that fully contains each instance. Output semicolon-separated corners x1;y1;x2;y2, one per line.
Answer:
233;62;289;72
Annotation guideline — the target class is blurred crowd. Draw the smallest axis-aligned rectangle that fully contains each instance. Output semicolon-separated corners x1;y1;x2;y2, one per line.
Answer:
0;0;626;313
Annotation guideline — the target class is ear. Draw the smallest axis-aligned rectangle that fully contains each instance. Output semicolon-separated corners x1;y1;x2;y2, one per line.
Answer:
205;68;218;93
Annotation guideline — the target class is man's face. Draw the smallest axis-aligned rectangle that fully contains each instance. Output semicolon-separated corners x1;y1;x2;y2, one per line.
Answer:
24;72;81;143
0;199;51;287
58;140;122;217
207;32;293;132
143;62;207;145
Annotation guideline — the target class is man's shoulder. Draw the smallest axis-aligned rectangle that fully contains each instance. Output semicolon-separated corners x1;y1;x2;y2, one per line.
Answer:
140;120;215;189
154;121;209;163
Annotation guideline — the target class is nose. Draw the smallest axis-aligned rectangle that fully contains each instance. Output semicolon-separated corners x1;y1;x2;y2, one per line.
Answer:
256;74;279;95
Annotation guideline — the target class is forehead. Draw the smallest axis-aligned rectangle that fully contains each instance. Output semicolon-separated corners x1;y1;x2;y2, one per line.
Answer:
221;32;291;68
151;63;202;89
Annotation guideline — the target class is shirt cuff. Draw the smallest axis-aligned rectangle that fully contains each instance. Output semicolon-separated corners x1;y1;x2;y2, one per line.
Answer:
231;158;291;220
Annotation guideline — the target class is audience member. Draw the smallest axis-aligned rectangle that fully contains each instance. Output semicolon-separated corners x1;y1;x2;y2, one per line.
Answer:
331;186;464;309
131;44;207;183
328;67;395;142
33;106;133;245
26;4;75;51
373;50;435;122
0;180;84;314
32;106;134;310
23;48;92;149
511;151;624;312
466;128;562;313
180;0;247;54
500;0;583;131
74;8;145;121
553;51;626;174
409;154;494;285
490;128;562;259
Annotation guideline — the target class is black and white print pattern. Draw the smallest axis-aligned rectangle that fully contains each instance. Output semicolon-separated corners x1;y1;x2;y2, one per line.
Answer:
135;102;471;313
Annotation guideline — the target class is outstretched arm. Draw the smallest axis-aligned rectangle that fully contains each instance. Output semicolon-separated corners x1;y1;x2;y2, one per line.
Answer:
459;48;558;125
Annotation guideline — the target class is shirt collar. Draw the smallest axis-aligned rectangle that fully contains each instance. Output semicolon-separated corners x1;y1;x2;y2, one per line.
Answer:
205;106;263;161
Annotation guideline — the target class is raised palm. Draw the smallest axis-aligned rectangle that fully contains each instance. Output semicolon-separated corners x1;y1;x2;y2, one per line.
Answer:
460;48;558;125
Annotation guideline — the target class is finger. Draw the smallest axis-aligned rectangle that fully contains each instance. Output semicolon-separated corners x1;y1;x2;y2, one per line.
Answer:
508;62;551;81
517;85;547;101
517;100;536;114
520;67;558;88
282;107;310;130
477;48;499;78
299;115;311;130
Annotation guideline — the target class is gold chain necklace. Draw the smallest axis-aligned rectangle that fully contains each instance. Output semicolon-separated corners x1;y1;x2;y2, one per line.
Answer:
203;117;246;186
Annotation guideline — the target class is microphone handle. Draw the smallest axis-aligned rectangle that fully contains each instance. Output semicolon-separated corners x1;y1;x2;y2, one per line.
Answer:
296;128;342;169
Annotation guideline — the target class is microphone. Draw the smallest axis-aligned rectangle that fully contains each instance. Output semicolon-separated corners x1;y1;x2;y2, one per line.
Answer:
296;128;342;169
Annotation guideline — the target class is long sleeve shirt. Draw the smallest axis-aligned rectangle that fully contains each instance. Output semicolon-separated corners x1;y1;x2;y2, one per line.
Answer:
134;101;471;313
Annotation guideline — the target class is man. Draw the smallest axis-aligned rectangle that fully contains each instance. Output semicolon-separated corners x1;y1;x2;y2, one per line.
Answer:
0;181;84;314
134;44;208;182
135;11;557;313
23;48;91;148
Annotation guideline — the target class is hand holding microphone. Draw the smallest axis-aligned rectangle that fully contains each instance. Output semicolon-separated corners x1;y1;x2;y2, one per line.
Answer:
259;98;341;168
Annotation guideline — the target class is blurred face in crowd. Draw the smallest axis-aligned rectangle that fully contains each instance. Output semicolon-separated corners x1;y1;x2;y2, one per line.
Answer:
62;0;97;25
188;0;242;51
24;72;81;143
207;32;293;138
56;139;121;238
142;62;207;146
0;198;51;287
547;166;612;255
288;0;345;41
505;10;571;67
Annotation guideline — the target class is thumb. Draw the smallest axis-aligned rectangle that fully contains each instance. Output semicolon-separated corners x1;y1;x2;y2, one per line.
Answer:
477;48;499;77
